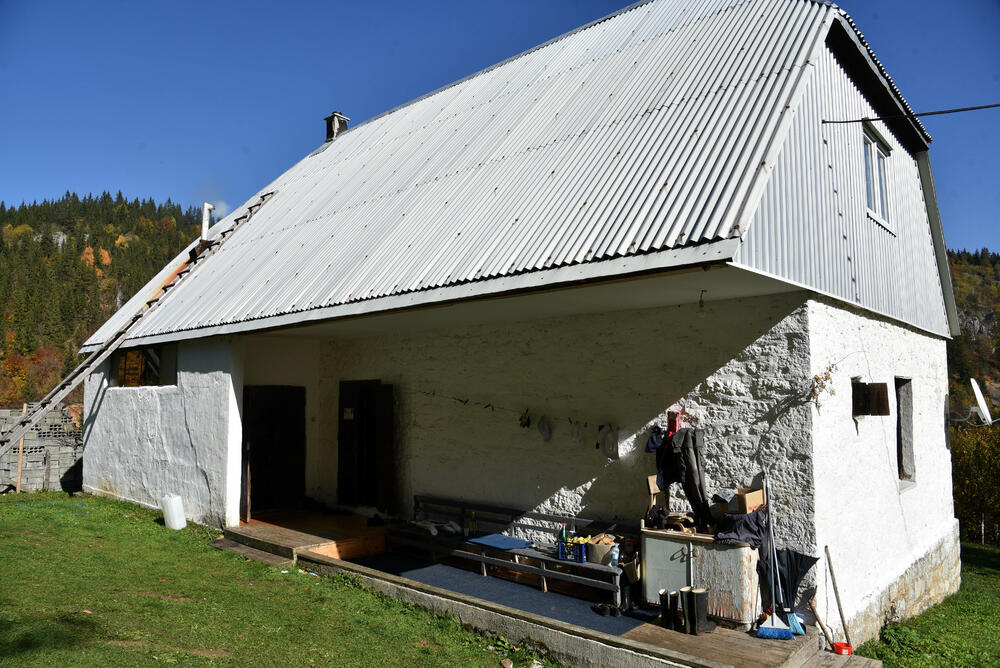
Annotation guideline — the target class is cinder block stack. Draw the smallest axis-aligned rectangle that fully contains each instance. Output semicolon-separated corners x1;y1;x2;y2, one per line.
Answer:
0;405;83;492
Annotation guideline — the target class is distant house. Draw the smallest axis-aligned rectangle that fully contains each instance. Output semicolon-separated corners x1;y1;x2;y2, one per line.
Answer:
82;0;960;645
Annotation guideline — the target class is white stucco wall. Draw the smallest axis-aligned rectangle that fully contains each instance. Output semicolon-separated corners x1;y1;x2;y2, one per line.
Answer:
808;298;959;644
82;338;243;526
317;292;817;551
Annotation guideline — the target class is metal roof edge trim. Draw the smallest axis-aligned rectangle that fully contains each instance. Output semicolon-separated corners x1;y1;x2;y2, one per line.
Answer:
81;238;740;351
727;260;952;339
915;151;960;337
731;6;834;241
827;11;931;143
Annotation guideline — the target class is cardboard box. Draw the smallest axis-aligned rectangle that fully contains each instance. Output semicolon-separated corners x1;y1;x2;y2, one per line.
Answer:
714;487;766;515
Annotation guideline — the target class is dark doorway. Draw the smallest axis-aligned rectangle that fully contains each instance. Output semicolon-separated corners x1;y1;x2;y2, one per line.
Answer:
241;385;306;521
338;380;394;510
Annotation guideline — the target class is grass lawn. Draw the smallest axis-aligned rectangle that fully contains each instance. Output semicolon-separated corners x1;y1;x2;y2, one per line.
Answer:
857;542;1000;667
0;492;557;666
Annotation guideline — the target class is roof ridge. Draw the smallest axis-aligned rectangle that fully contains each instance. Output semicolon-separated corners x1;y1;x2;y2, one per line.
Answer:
316;0;778;147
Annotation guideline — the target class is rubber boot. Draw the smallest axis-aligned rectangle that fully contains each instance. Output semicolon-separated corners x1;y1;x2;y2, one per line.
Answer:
659;589;671;628
690;587;717;635
679;586;694;634
668;591;683;632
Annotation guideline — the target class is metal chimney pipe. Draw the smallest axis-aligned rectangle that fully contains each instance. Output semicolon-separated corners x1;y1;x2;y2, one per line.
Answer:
202;202;215;239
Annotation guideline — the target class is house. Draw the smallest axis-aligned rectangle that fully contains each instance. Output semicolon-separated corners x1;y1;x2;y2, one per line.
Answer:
81;0;960;646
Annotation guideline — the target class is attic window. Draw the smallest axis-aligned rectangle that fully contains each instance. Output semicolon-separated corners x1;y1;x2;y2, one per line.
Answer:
863;125;891;230
111;344;177;387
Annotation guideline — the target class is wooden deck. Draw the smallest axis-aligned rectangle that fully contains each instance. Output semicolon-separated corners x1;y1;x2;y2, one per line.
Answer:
624;622;816;667
223;509;385;561
219;513;880;667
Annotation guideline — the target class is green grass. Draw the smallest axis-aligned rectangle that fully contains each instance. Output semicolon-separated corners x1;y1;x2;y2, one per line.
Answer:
0;492;558;666
857;543;1000;667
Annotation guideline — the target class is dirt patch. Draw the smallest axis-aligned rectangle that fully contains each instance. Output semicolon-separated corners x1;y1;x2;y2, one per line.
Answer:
413;637;442;650
107;640;230;657
136;591;194;602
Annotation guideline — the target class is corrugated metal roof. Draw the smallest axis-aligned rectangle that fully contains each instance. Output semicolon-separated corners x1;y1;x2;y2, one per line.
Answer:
87;0;908;347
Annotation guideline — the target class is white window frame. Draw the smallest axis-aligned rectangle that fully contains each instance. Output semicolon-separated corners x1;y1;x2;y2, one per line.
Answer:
862;124;893;232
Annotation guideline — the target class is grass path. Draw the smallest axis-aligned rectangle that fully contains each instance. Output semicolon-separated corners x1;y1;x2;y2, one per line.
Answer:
0;492;555;666
857;542;1000;667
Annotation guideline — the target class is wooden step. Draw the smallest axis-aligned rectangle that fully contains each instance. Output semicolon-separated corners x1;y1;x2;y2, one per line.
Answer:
223;524;335;560
210;537;294;568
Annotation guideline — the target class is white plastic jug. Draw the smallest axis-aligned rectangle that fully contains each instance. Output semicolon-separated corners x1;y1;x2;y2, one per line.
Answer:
161;494;186;530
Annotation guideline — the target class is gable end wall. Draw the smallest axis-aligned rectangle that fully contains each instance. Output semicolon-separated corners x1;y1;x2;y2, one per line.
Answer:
734;43;950;337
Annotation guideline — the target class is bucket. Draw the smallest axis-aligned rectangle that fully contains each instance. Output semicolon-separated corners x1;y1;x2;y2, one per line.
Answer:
831;642;853;656
161;494;186;530
586;542;614;565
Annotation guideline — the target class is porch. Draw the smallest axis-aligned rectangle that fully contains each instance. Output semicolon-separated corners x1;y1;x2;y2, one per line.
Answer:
215;510;877;668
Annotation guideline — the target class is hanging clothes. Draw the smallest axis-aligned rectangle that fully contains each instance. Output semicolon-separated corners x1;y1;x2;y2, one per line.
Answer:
646;427;714;528
714;508;767;549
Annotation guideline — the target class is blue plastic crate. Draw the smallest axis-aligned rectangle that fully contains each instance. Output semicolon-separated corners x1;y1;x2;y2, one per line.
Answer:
557;540;587;563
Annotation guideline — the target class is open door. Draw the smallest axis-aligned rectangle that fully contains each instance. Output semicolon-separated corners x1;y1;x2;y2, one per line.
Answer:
337;380;394;510
241;385;306;521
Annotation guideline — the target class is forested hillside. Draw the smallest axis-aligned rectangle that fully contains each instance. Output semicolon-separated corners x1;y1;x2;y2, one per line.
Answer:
946;249;1000;545
947;248;1000;412
0;192;200;406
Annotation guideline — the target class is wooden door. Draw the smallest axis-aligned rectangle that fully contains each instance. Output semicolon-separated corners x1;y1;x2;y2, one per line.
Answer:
337;380;394;509
241;385;306;518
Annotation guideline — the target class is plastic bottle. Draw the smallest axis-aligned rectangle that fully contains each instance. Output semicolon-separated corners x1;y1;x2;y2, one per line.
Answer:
610;544;620;568
560;523;568;543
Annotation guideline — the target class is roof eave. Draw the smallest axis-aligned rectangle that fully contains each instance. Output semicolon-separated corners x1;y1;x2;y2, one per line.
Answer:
79;238;741;352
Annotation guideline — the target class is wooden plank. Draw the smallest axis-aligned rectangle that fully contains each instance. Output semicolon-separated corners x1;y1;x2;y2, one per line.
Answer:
388;534;619;592
622;623;812;668
15;403;26;493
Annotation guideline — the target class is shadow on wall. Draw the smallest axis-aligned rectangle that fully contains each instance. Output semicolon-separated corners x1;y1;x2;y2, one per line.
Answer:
325;292;816;543
60;459;82;493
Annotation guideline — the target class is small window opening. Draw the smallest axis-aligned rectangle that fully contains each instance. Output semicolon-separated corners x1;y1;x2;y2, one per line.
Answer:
852;378;890;417
111;344;177;387
895;378;915;482
863;127;891;228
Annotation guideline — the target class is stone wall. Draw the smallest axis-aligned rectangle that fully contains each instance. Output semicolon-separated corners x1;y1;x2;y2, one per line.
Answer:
849;520;961;645
0;405;82;492
317;291;816;552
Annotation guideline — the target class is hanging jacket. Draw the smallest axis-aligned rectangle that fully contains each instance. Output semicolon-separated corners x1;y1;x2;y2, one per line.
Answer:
647;427;714;528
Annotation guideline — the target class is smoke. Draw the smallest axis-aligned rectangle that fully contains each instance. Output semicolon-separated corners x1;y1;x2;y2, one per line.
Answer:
212;200;231;219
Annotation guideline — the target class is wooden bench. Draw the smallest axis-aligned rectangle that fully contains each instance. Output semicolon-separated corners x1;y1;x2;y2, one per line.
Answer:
386;494;636;605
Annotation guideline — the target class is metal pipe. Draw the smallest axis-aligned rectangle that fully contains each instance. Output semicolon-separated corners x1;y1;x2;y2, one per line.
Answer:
202;202;215;239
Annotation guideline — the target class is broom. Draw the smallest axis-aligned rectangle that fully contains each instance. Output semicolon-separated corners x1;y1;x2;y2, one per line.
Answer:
757;471;793;640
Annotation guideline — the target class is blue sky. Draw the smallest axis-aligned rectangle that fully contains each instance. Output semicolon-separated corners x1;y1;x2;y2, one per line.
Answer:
1;0;997;251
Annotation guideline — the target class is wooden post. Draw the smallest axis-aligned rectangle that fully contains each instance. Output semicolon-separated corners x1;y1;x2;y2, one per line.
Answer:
15;403;26;493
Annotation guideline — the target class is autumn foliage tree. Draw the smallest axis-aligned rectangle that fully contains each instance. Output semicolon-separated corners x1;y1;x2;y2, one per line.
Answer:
0;192;200;406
